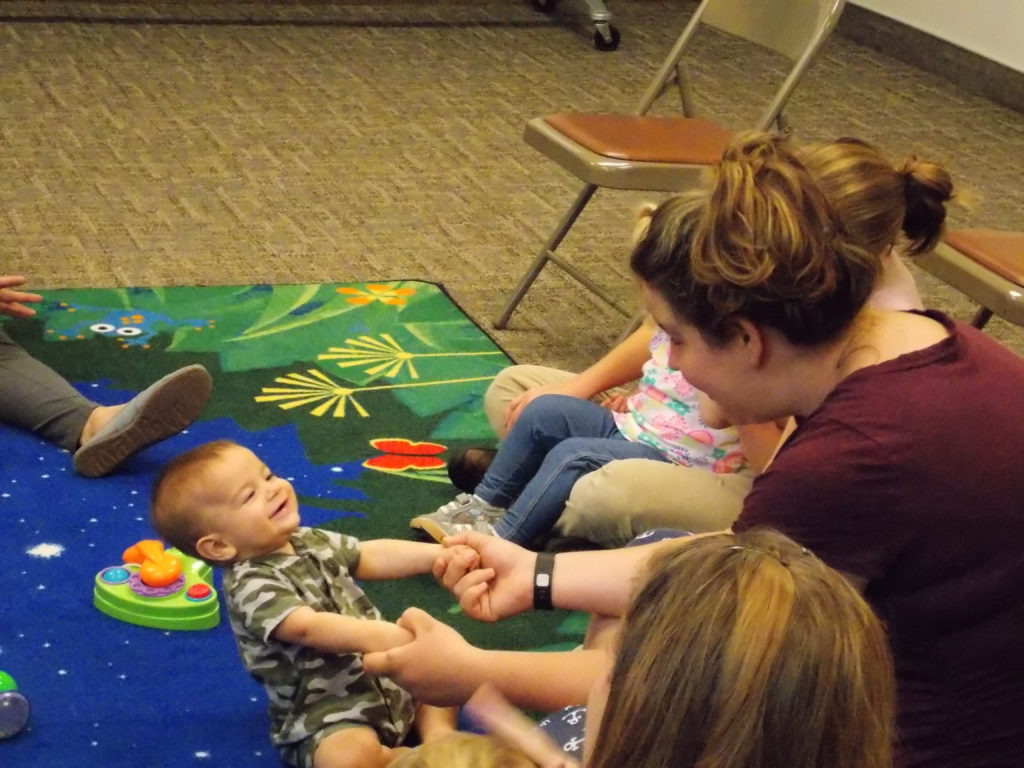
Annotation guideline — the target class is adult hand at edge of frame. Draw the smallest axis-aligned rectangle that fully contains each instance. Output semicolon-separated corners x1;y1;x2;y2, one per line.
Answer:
0;275;43;318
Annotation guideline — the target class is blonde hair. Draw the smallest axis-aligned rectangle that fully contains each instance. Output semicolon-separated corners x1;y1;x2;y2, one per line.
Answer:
797;137;953;257
150;439;241;560
632;132;883;346
588;529;895;768
389;732;537;768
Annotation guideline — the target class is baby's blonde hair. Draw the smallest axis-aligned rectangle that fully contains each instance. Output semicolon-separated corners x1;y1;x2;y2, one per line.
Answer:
589;529;895;768
390;732;537;768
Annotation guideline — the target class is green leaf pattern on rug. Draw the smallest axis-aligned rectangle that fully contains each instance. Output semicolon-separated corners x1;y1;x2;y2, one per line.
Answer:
37;281;505;442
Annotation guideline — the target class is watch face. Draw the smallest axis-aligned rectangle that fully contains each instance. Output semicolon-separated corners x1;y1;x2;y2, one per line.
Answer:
536;574;551;587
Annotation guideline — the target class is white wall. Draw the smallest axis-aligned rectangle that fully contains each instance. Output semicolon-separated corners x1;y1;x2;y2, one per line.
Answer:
851;0;1024;73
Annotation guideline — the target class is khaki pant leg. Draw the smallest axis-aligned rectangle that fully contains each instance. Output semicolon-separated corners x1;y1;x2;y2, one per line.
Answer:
484;365;577;440
557;459;753;548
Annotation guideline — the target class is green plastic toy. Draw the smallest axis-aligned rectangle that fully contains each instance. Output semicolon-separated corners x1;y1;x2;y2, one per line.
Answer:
93;540;220;631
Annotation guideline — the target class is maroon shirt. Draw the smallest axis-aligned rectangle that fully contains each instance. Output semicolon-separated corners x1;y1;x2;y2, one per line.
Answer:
735;312;1024;767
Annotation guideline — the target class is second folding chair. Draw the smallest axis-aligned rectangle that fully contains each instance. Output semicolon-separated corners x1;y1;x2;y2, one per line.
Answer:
496;0;847;329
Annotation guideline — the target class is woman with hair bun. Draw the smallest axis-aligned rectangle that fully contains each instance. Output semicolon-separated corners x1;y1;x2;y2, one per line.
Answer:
367;132;1024;767
632;132;1023;765
471;136;955;549
796;136;953;311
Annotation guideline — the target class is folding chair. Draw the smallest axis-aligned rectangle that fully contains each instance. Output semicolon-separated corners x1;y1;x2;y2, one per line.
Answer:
916;229;1024;330
495;0;847;329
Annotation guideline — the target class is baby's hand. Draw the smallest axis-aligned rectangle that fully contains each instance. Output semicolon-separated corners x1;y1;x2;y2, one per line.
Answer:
432;543;480;582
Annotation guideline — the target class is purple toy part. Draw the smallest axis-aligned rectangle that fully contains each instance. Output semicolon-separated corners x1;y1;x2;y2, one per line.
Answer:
129;571;185;598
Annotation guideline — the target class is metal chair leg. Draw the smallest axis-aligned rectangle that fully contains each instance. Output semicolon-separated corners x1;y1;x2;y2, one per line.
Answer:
614;309;647;345
971;306;994;329
494;183;598;329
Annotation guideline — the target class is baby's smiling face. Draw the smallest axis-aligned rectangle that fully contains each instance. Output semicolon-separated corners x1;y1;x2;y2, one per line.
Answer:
193;444;300;562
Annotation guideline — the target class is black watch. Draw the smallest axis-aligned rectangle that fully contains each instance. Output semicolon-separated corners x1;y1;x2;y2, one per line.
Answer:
533;551;556;611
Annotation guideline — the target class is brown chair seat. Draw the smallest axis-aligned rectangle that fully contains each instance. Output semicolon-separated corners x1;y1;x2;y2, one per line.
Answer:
543;114;735;165
494;0;848;331
943;229;1024;287
917;228;1024;329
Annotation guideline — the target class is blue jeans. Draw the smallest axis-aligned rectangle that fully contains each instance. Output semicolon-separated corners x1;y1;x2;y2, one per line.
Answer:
476;395;669;545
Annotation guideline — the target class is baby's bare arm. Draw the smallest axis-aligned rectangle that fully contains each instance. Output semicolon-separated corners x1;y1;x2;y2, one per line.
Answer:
354;540;441;580
273;606;413;653
356;540;479;580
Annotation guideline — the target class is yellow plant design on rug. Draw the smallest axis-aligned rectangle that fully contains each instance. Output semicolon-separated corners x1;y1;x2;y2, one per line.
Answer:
319;333;504;380
255;368;495;418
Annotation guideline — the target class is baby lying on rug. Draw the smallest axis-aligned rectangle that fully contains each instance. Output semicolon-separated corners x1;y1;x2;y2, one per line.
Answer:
150;439;462;768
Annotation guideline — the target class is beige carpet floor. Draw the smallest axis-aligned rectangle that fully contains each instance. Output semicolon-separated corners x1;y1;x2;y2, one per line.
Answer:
2;0;1022;370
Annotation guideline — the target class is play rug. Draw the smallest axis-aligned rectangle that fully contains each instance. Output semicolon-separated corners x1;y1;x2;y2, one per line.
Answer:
0;281;585;767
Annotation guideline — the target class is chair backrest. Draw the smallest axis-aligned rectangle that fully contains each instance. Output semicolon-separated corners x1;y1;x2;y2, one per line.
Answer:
637;0;846;130
703;0;841;61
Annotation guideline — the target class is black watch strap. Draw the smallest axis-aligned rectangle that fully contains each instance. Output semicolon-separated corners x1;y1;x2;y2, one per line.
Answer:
533;551;556;611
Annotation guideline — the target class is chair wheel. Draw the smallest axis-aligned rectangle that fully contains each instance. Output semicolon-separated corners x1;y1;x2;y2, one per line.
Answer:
530;0;556;13
593;25;621;51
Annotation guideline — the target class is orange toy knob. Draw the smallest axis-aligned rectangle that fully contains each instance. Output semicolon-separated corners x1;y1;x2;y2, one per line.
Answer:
122;540;183;588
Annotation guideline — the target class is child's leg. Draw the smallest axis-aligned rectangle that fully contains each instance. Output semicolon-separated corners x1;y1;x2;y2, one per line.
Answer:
492;435;669;545
311;726;391;768
474;394;623;508
414;704;458;743
484;365;578;440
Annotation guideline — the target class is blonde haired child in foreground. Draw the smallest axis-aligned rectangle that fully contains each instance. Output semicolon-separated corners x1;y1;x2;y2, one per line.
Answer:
390;528;895;768
389;731;539;768
150;439;463;768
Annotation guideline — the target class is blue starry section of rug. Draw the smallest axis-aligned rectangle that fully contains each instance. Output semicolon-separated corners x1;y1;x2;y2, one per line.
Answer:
0;282;579;766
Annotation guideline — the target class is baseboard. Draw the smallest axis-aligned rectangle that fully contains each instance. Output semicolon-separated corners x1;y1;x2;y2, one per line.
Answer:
837;4;1024;114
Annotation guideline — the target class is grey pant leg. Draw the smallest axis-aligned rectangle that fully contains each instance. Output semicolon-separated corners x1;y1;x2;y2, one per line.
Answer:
0;327;97;451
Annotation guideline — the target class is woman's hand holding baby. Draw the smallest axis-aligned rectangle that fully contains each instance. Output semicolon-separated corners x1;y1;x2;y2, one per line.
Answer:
361;620;415;653
432;543;481;583
434;533;534;623
362;607;487;705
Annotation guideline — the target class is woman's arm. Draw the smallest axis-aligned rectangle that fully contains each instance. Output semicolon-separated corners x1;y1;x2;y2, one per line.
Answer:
362;608;608;709
436;532;723;622
564;322;655;399
736;421;786;474
505;323;654;429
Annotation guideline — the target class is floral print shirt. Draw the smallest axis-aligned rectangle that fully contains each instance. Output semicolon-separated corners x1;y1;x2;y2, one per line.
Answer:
614;329;747;474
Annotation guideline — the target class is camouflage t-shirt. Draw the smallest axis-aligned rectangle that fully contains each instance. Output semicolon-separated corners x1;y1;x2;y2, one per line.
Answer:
223;527;415;748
